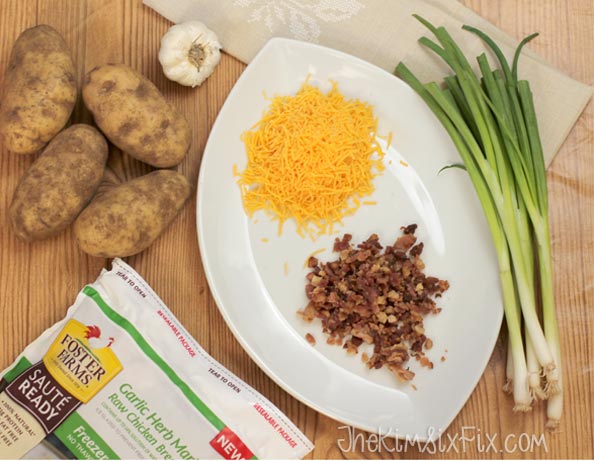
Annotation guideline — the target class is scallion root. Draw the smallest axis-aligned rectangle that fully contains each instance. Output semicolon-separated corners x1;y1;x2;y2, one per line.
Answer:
526;331;546;400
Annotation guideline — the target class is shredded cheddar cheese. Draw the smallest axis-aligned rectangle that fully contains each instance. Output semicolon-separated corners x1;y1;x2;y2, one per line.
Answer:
237;80;384;238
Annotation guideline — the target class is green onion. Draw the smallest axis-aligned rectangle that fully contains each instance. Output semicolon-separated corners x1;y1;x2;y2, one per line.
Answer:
395;17;562;429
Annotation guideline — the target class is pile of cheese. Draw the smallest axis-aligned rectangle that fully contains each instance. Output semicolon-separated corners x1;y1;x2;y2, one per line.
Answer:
237;80;384;238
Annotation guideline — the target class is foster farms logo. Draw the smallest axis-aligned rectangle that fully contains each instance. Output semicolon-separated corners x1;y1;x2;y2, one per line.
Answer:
43;320;123;403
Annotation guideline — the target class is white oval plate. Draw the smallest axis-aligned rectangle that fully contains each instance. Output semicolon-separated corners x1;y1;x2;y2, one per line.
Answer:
197;38;502;441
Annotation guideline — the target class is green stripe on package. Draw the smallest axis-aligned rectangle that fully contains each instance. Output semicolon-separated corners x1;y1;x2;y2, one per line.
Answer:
0;259;313;460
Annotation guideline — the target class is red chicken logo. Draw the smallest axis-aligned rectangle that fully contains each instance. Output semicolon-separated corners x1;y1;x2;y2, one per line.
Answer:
84;325;115;349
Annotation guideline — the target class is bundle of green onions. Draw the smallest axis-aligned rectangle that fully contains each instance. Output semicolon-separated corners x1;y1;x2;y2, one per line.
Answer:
395;17;562;429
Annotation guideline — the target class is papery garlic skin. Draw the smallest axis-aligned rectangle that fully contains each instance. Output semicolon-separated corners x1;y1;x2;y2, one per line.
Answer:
159;21;221;88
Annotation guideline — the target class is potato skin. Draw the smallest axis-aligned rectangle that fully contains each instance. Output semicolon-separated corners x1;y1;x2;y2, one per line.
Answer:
73;170;191;257
9;124;108;241
0;25;76;155
82;64;191;168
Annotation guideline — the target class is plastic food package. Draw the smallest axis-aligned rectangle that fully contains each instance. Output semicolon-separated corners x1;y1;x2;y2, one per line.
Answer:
0;259;313;460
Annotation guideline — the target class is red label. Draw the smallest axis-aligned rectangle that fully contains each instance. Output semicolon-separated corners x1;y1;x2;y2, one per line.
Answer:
209;427;254;460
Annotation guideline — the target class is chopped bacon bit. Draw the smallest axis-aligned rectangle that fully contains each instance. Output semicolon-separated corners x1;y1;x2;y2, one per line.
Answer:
300;225;449;382
441;356;446;362
305;333;316;346
304;248;327;268
419;356;434;369
401;223;417;235
333;234;352;252
395;368;415;382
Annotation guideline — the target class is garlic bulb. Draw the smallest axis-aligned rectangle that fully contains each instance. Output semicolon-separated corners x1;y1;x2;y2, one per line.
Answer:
158;21;221;88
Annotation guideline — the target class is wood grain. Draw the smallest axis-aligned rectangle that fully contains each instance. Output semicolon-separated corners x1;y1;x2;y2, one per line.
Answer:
0;0;592;459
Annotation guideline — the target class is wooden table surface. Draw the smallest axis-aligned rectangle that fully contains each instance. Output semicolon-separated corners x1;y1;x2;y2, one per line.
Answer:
0;0;592;459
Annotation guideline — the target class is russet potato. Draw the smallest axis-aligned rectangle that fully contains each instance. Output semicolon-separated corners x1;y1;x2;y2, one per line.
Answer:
83;64;191;168
74;170;191;257
10;124;108;241
0;25;76;155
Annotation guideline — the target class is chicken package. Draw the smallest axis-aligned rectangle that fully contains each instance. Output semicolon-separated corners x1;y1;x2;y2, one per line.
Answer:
0;259;313;460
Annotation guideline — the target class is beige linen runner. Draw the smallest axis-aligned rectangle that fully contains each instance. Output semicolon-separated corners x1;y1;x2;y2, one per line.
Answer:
144;0;592;166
